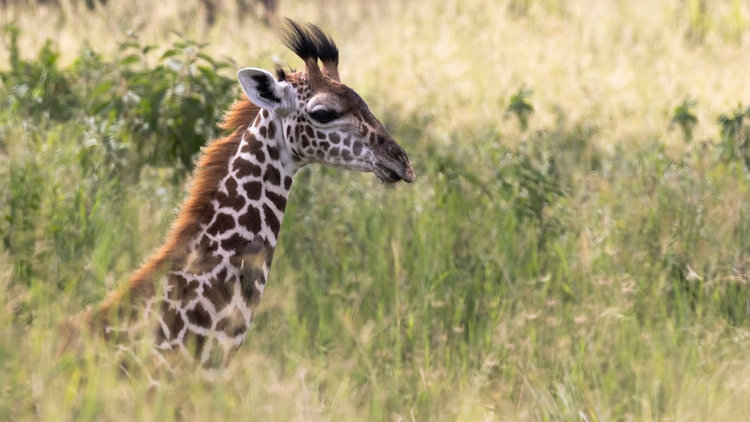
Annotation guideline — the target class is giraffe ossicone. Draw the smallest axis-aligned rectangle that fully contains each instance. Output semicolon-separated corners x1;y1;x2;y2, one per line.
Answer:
68;19;415;371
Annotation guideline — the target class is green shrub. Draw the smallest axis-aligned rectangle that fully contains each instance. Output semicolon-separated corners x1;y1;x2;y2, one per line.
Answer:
97;38;237;170
670;97;698;142
505;86;534;131
717;104;750;170
0;25;78;120
0;28;238;173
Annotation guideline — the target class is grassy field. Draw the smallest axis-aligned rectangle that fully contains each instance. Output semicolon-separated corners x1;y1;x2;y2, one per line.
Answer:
2;0;750;420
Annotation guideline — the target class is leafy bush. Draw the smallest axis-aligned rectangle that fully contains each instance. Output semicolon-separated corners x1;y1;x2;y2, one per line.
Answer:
96;39;237;170
495;135;565;249
717;104;750;170
505;86;534;131
0;25;78;120
0;28;238;173
670;97;698;142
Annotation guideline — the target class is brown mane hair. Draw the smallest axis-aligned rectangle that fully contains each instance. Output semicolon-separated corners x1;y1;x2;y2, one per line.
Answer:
219;95;259;131
89;96;260;327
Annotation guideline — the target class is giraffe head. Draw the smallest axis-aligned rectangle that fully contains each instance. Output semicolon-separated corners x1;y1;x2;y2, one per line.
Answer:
237;20;416;184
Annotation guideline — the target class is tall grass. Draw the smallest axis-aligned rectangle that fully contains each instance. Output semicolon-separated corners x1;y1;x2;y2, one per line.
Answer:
2;0;750;420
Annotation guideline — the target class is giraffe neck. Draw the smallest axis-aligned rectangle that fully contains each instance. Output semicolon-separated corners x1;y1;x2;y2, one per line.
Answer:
197;109;298;253
150;110;300;366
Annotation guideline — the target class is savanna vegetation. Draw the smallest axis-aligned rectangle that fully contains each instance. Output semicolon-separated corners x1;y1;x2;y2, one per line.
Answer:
1;0;750;420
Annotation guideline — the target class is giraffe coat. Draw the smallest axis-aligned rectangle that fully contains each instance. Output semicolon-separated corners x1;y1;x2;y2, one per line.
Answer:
75;20;415;371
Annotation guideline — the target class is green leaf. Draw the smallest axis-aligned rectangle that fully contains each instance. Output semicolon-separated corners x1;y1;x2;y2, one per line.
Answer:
91;81;113;97
196;52;217;67
119;40;140;51
196;66;218;84
118;54;142;66
160;49;183;60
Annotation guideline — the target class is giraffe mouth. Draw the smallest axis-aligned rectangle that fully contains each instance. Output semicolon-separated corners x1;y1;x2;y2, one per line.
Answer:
375;164;400;183
372;137;416;184
374;162;415;184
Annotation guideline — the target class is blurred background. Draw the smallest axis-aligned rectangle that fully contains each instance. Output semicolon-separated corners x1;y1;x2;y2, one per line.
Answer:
1;1;750;420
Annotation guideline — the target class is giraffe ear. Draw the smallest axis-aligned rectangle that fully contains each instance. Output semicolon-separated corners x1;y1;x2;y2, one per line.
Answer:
237;68;294;116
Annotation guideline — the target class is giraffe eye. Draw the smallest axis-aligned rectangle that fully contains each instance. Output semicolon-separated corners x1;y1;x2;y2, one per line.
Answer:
309;109;340;124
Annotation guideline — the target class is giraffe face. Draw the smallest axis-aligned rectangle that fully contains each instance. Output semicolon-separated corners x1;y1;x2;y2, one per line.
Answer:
294;78;415;183
239;69;415;184
236;20;416;184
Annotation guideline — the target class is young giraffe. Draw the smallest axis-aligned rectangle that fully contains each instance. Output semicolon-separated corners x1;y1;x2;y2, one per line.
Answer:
74;20;415;370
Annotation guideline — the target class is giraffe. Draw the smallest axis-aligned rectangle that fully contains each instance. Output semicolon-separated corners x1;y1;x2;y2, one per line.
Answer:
69;20;415;371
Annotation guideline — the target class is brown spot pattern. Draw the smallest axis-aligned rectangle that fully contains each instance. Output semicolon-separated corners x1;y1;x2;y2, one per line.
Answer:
204;281;232;312
208;213;235;236
186;303;212;328
243;181;263;200
253;150;266;162
263;204;280;235
267;145;280;160
265;189;287;211
181;286;199;307
242;135;264;153
238;207;262;233
267;121;276;138
225;178;238;197
234;158;262;178
263;166;281;186
161;305;184;340
222;233;249;254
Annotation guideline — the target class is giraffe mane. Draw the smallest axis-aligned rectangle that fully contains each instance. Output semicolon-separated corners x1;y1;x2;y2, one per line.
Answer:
219;94;260;130
90;97;260;327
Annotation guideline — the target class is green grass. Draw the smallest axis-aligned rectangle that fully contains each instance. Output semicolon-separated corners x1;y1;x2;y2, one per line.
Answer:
2;0;750;420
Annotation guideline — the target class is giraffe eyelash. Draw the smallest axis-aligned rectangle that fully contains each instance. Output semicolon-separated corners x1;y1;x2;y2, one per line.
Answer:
309;109;341;124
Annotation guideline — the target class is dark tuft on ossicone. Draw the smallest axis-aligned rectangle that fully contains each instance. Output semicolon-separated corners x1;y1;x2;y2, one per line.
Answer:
281;19;318;61
307;23;339;65
280;19;339;65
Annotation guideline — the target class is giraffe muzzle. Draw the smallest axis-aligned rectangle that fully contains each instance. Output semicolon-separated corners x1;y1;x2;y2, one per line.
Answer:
400;162;416;183
374;145;415;184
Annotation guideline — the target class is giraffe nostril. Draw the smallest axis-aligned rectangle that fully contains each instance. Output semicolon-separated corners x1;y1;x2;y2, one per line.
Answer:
386;142;409;164
398;150;410;166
